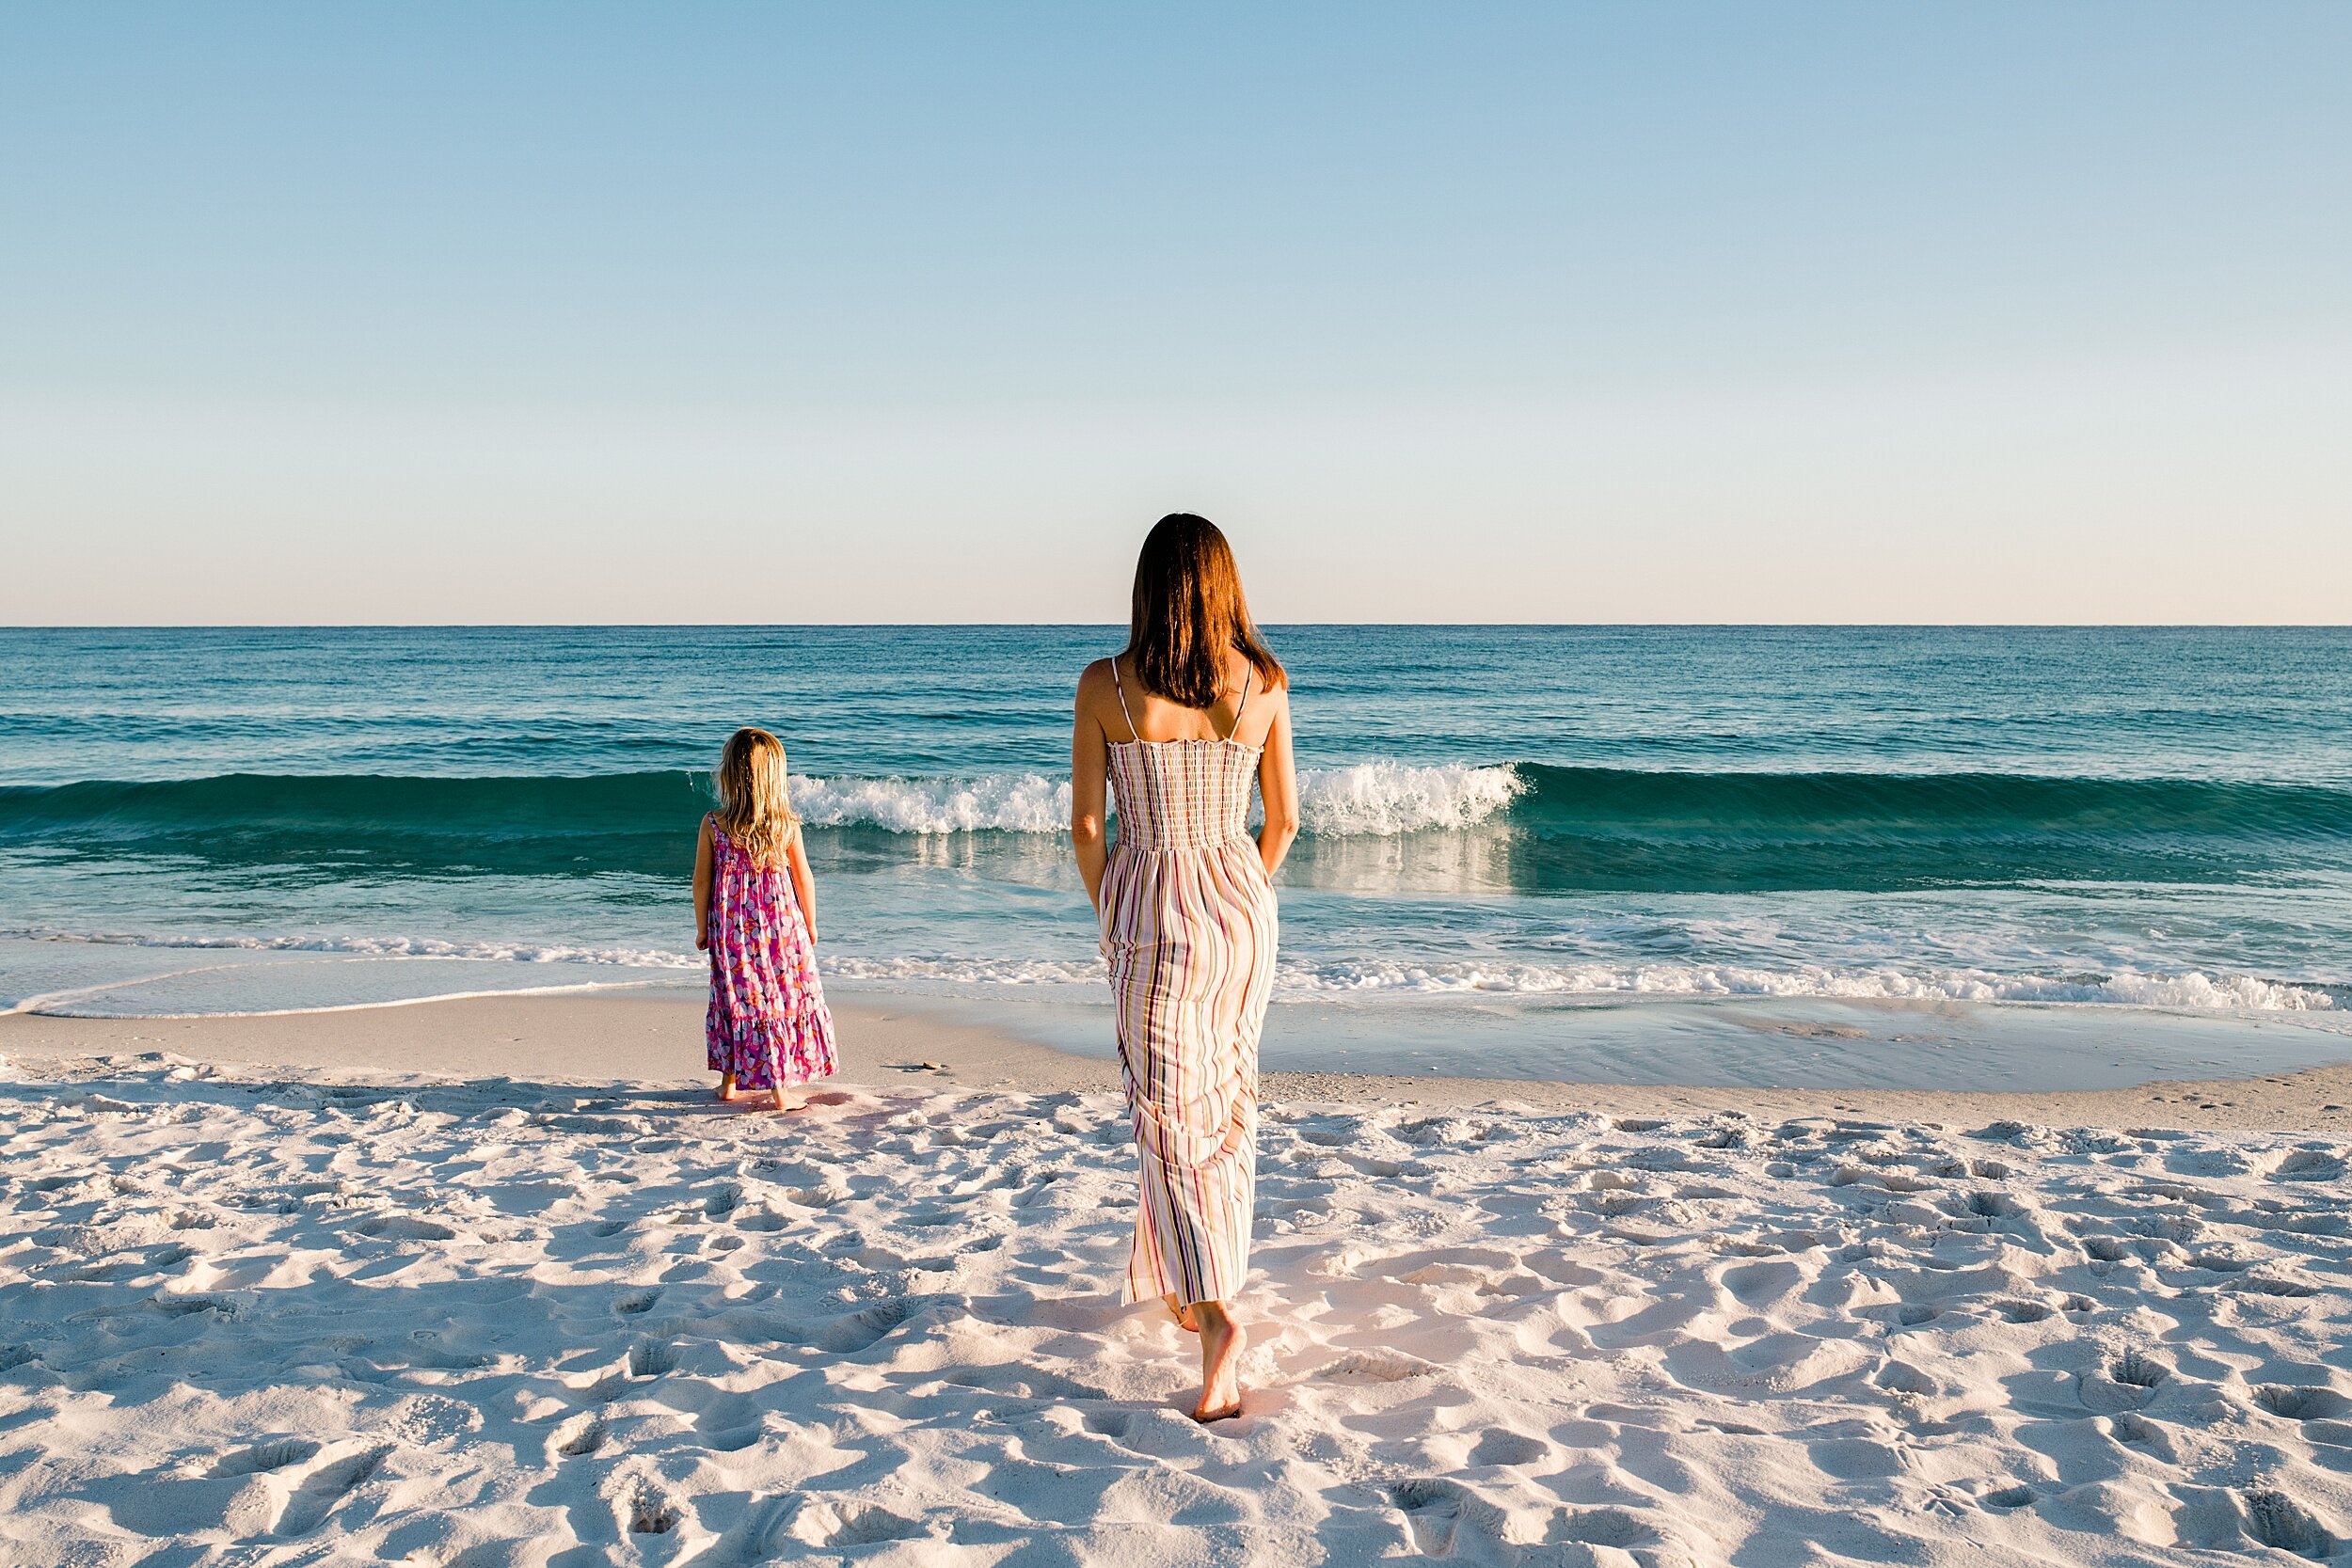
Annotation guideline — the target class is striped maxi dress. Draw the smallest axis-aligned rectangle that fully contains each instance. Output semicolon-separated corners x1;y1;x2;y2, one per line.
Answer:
1099;666;1279;1307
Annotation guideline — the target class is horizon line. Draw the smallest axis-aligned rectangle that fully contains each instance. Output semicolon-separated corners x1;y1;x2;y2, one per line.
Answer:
4;621;2349;633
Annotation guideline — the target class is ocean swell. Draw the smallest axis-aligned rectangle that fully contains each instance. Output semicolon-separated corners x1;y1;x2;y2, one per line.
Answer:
5;763;2347;890
0;763;1532;845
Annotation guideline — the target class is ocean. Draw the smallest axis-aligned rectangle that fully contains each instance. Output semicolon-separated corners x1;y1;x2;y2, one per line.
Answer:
5;625;2349;1089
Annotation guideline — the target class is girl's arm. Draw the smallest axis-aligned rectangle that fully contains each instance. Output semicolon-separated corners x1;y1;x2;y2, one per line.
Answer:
1256;685;1300;879
692;816;714;950
786;823;818;943
1071;660;1112;912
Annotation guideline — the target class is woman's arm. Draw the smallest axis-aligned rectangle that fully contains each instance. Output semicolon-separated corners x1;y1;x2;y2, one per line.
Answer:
1071;661;1112;912
692;816;714;950
786;824;818;944
1256;686;1300;879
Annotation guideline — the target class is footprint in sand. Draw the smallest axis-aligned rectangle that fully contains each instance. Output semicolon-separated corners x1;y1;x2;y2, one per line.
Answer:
1965;1191;2033;1224
352;1214;457;1243
1721;1259;1803;1307
1466;1429;1547;1467
2107;1411;2179;1460
2081;1353;2169;1414
1392;1116;1477;1147
815;1296;949;1354
1388;1478;1499;1558
554;1415;608;1459
2238;1486;2337;1557
1083;1408;1134;1440
210;1436;321;1477
271;1444;391;1536
1549;1506;1660;1549
778;1497;930;1549
2253;1383;2352;1420
2269;1148;2345;1182
1876;1360;1938;1397
626;1482;682;1534
627;1338;678;1377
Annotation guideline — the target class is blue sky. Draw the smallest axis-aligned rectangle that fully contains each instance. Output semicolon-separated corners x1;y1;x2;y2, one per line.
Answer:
3;4;2346;623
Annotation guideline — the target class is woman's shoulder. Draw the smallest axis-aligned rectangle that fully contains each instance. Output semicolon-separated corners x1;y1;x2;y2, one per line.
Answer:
1076;655;1125;709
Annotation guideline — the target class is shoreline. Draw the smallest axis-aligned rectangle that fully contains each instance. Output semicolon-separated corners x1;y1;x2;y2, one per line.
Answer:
7;987;2352;1132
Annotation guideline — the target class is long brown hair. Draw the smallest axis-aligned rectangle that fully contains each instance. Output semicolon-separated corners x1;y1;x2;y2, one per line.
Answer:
1123;514;1284;709
712;727;798;870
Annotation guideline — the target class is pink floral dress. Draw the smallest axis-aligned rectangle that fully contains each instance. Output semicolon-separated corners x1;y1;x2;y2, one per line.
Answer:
705;816;837;1089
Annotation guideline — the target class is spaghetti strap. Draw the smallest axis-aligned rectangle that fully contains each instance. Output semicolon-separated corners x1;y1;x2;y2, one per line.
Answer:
1225;669;1252;742
1109;657;1140;742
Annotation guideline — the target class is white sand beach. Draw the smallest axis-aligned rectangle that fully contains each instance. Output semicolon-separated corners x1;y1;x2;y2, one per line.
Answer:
6;995;2352;1565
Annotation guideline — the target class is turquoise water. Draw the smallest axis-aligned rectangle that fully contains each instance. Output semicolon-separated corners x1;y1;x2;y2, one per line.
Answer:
4;626;2349;1085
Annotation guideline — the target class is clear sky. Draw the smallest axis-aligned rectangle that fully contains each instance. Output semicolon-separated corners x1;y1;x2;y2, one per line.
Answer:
3;4;2346;624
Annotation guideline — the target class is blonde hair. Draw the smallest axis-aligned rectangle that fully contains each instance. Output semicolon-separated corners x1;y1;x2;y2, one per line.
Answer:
712;727;799;870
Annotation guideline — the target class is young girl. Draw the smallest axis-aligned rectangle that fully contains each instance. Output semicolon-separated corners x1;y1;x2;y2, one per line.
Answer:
694;727;837;1110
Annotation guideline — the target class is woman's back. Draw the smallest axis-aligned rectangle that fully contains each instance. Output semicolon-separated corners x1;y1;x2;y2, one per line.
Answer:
1104;656;1263;854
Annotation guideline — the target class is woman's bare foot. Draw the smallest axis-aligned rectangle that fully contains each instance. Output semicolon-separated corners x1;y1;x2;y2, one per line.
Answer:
770;1086;792;1112
1191;1301;1245;1422
715;1073;739;1103
1164;1293;1200;1333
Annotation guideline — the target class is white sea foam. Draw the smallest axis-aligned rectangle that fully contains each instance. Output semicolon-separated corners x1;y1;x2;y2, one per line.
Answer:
1295;762;1530;835
6;929;2335;1016
1279;959;2341;1010
794;773;1072;834
0;928;703;970
820;954;2339;1013
789;763;1527;836
822;955;1104;986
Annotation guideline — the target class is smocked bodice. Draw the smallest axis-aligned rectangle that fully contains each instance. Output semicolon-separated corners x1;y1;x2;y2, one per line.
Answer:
1108;739;1261;853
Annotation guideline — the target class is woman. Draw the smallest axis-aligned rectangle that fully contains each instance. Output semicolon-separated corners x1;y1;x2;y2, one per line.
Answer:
1071;514;1299;1423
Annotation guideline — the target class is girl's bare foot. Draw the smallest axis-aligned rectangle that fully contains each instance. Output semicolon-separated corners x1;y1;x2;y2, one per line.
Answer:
770;1086;791;1112
716;1073;739;1103
1191;1301;1245;1422
1164;1292;1200;1333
